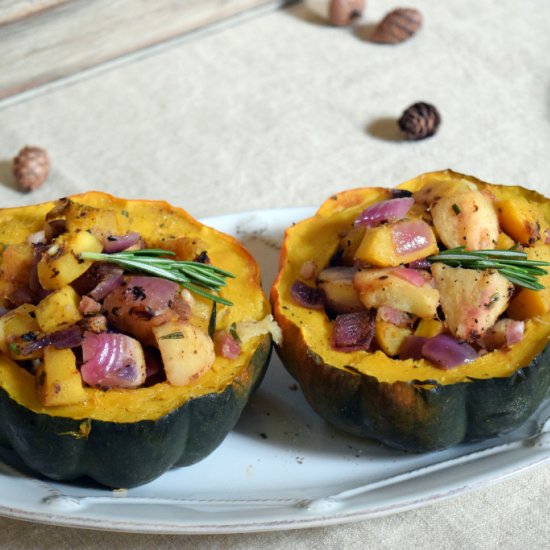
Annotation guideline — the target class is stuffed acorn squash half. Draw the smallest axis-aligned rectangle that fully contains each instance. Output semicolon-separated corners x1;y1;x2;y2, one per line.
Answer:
271;170;550;452
0;192;276;488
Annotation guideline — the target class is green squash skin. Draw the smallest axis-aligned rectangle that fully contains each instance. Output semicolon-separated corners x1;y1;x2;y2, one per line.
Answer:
0;335;271;488
281;342;550;452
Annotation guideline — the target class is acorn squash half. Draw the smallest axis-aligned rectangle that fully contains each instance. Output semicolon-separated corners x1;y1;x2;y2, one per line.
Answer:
0;192;272;488
271;170;550;452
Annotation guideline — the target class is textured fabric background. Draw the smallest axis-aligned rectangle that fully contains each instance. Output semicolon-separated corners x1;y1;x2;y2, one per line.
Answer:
0;0;549;548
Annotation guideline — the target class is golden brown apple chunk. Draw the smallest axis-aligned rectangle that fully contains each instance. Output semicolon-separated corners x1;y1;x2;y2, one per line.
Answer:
431;190;499;250
431;263;513;341
353;268;439;318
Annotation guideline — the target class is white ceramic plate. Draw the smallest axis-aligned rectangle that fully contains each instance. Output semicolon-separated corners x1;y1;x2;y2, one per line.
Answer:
0;206;549;534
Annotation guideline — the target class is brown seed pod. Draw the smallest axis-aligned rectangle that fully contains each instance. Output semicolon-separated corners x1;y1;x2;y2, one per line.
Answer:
371;8;422;44
306;0;365;27
329;0;365;26
398;102;441;140
13;146;50;192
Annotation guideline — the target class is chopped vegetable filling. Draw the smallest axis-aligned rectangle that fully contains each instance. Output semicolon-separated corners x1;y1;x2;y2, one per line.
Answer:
0;198;276;405
292;182;550;369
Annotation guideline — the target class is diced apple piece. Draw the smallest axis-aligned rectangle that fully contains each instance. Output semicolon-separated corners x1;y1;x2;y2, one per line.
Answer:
432;263;513;341
353;268;440;318
37;231;102;290
63;201;130;241
0;303;42;359
354;219;438;267
413;178;476;207
480;319;524;351
431;190;499;250
0;243;34;286
153;321;215;386
35;285;83;333
375;314;413;356
317;266;364;314
338;227;366;266
415;318;444;338
184;293;215;334
36;347;86;407
495;197;548;245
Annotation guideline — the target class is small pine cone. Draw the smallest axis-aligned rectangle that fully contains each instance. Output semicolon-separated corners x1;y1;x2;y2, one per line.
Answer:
329;0;365;26
398;102;441;140
371;8;422;44
13;146;50;192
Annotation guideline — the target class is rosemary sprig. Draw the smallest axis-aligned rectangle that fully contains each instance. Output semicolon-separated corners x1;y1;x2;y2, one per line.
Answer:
427;246;550;291
80;249;235;305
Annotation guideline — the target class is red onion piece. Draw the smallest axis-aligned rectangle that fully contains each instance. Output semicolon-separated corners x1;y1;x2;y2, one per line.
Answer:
144;347;164;382
377;306;413;327
391;267;427;287
421;334;477;369
354;197;414;228
81;331;146;388
50;326;84;349
102;232;142;253
20;335;50;356
72;263;124;300
103;276;181;344
506;320;524;345
8;285;35;307
407;258;431;270
291;280;325;309
399;336;427;360
391;219;434;257
332;311;374;351
88;268;124;301
20;326;83;356
481;319;525;351
214;330;241;359
29;244;50;301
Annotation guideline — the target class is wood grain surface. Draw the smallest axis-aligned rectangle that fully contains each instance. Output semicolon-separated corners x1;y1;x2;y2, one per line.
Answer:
0;0;70;25
0;0;288;100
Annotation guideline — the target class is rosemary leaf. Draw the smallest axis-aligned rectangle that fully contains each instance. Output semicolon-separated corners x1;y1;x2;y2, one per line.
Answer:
427;246;550;290
159;331;184;340
80;249;234;305
208;303;217;337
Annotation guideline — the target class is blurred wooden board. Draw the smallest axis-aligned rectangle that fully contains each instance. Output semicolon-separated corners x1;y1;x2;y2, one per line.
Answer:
0;0;288;100
0;0;71;25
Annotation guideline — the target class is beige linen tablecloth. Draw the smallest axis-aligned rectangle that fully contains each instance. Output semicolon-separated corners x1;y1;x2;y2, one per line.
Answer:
0;0;549;548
